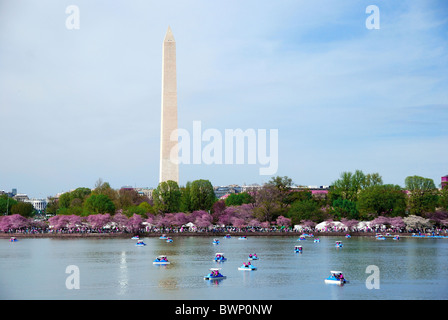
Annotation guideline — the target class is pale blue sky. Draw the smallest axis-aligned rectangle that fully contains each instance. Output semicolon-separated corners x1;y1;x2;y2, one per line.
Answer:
0;0;447;198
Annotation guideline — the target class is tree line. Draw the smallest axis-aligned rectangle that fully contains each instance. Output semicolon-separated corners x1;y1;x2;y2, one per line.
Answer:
2;172;448;229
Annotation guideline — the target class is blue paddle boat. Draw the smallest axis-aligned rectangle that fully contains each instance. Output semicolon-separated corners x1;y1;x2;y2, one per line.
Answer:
214;253;227;262
238;262;257;271
335;241;343;248
324;271;348;285
136;240;147;246
294;245;303;253
204;268;226;280
213;239;220;245
153;255;170;265
248;253;258;260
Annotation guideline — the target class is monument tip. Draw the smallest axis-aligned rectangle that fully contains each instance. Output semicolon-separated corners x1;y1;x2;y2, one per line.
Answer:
164;26;175;42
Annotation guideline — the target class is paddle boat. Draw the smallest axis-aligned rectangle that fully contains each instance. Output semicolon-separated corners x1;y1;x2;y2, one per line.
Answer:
393;235;400;240
345;234;351;239
324;271;348;285
131;235;139;240
166;237;173;243
248;253;258;260
214;253;227;262
294;245;303;253
213;239;220;245
9;237;18;242
159;234;167;240
376;234;386;240
153;255;170;265
238;262;257;271
238;236;247;240
297;235;306;241
314;238;320;243
135;240;147;246
335;241;343;248
224;234;231;239
204;268;226;280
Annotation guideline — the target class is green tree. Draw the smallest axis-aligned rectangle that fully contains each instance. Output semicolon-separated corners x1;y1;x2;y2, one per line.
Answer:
267;176;293;191
189;179;216;212
439;186;448;210
83;194;115;215
287;199;324;225
0;195;18;214
10;202;35;217
180;181;192;212
330;170;382;202
153;180;182;213
357;184;407;219
224;192;254;206
332;199;359;220
405;176;438;216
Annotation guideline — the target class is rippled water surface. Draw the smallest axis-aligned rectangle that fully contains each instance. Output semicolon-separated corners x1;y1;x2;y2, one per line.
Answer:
1;235;447;299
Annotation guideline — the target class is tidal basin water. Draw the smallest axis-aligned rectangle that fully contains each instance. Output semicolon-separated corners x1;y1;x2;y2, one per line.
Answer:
1;235;447;300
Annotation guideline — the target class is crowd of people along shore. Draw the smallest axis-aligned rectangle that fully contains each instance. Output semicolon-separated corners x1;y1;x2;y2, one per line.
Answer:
1;224;447;237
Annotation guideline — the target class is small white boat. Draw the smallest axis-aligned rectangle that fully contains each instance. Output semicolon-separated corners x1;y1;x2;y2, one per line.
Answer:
294;245;303;253
131;235;139;240
214;253;227;262
248;254;258;260
345;234;351;238
238;262;257;271
324;271;348;285
335;241;343;248
135;240;146;246
204;268;226;280
314;238;320;243
153;255;170;265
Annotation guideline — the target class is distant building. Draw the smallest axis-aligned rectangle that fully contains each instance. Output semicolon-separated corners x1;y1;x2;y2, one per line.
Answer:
134;188;154;200
13;194;29;202
25;199;48;212
442;175;448;189
214;186;242;199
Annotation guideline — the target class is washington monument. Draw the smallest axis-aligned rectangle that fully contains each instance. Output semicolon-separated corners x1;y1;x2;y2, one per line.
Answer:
159;26;179;183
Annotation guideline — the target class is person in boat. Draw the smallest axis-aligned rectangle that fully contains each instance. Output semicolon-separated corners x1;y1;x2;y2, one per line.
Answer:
249;254;252;258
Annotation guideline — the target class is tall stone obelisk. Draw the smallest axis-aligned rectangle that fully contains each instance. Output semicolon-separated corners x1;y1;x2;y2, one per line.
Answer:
159;26;179;183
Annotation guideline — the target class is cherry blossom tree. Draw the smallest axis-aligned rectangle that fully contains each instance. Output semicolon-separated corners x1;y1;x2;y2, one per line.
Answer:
194;212;213;228
127;214;143;232
341;218;359;231
276;215;291;227
113;213;129;230
87;214;111;229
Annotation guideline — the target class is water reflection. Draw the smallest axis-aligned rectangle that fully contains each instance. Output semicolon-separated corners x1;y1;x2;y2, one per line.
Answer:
1;236;447;299
118;251;128;296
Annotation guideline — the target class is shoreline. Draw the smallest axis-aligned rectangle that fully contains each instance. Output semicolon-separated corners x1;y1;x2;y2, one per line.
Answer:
0;231;418;239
